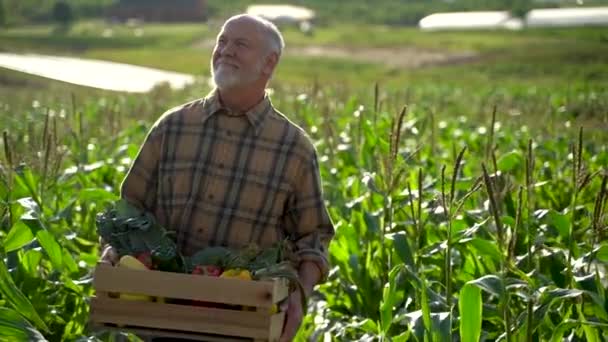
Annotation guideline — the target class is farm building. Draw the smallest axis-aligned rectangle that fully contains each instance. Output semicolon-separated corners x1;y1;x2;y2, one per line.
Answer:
419;7;608;30
418;11;523;31
107;0;207;22
246;5;315;25
526;7;608;27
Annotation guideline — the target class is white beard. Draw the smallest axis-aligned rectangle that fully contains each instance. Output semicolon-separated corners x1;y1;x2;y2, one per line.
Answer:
211;60;263;90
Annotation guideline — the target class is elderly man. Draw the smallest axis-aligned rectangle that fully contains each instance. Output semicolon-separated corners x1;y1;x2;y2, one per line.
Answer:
103;14;335;341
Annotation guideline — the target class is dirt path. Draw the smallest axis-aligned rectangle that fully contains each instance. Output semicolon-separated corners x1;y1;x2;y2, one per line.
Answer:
193;38;477;68
286;45;477;68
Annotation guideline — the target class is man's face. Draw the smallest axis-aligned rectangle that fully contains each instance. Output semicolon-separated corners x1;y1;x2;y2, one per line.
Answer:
211;18;269;90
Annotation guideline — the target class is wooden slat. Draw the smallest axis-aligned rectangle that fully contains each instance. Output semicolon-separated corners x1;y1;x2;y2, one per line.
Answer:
271;278;289;305
90;297;285;339
268;313;286;341
93;324;253;341
93;263;287;308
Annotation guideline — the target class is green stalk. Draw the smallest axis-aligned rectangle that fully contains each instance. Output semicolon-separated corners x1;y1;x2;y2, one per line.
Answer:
525;139;535;342
418;168;423;256
585;174;607;275
407;168;425;310
482;163;510;342
482;164;504;249
510;186;523;262
449;147;466;205
430;109;436;159
440;164;454;342
373;82;379;126
40;134;52;205
384;194;393;279
73;93;87;166
566;128;583;287
406;180;419;310
392;106;406;163
485;105;497;162
41;107;50;155
385;107;407;282
407;182;418;257
525;139;535;269
441;146;465;340
2;130;13;228
357;97;364;163
592;174;607;244
527;297;534;342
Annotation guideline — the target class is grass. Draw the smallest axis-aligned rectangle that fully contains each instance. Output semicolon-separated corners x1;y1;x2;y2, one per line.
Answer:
83;48;210;74
0;21;608;95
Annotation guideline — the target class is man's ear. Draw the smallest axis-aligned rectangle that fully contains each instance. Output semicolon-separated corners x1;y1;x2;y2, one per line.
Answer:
262;52;279;76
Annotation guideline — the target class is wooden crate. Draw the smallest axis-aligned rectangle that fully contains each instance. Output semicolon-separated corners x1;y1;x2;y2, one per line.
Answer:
89;263;288;341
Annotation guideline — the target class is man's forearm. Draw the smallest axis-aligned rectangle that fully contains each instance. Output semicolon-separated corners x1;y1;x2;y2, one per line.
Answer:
298;261;322;297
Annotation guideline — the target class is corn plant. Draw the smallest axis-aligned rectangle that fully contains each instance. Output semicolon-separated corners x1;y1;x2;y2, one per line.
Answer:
1;80;607;341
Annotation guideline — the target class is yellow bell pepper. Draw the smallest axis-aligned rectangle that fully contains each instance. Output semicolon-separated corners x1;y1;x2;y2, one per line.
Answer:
117;255;152;301
254;304;278;314
220;269;252;280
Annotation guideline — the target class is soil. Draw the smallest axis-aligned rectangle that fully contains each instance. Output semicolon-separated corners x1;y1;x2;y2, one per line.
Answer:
286;45;477;68
193;38;478;68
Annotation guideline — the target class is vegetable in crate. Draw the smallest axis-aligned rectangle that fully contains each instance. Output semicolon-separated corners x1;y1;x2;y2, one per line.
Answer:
115;255;152;301
220;269;252;280
192;265;222;277
96;199;183;272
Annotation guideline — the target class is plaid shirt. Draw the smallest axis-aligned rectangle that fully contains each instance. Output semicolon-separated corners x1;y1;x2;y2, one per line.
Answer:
120;89;335;280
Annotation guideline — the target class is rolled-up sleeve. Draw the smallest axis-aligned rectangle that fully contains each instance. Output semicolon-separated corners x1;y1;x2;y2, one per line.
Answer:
286;149;335;282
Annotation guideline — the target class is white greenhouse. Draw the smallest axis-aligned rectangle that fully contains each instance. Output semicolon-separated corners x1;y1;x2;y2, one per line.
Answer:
526;7;608;27
418;11;524;31
246;5;315;25
419;7;608;30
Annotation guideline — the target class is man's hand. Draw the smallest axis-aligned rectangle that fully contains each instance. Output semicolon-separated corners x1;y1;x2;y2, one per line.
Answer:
100;245;118;265
279;289;304;342
280;261;322;341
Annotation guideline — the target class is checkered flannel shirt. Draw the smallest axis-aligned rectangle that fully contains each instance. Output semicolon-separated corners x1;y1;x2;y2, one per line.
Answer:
120;89;335;280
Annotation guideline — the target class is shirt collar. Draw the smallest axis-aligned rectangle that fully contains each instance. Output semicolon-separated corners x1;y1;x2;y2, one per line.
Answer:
202;88;271;136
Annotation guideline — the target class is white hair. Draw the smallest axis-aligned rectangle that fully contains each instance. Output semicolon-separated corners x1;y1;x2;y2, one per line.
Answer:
224;14;285;57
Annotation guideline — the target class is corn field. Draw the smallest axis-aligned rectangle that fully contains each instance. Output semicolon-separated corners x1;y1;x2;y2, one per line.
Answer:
1;81;607;341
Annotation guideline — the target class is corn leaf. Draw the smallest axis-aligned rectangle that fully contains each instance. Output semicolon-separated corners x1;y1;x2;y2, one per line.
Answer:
547;210;569;239
0;259;49;332
20;250;42;276
467;238;502;264
3;221;34;252
78;188;119;202
393;330;411;342
386;232;414;268
459;283;482;342
470;275;504;298
551;321;577;342
380;265;402;334
36;230;63;271
0;307;47;342
596;244;608;263
497;150;523;172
